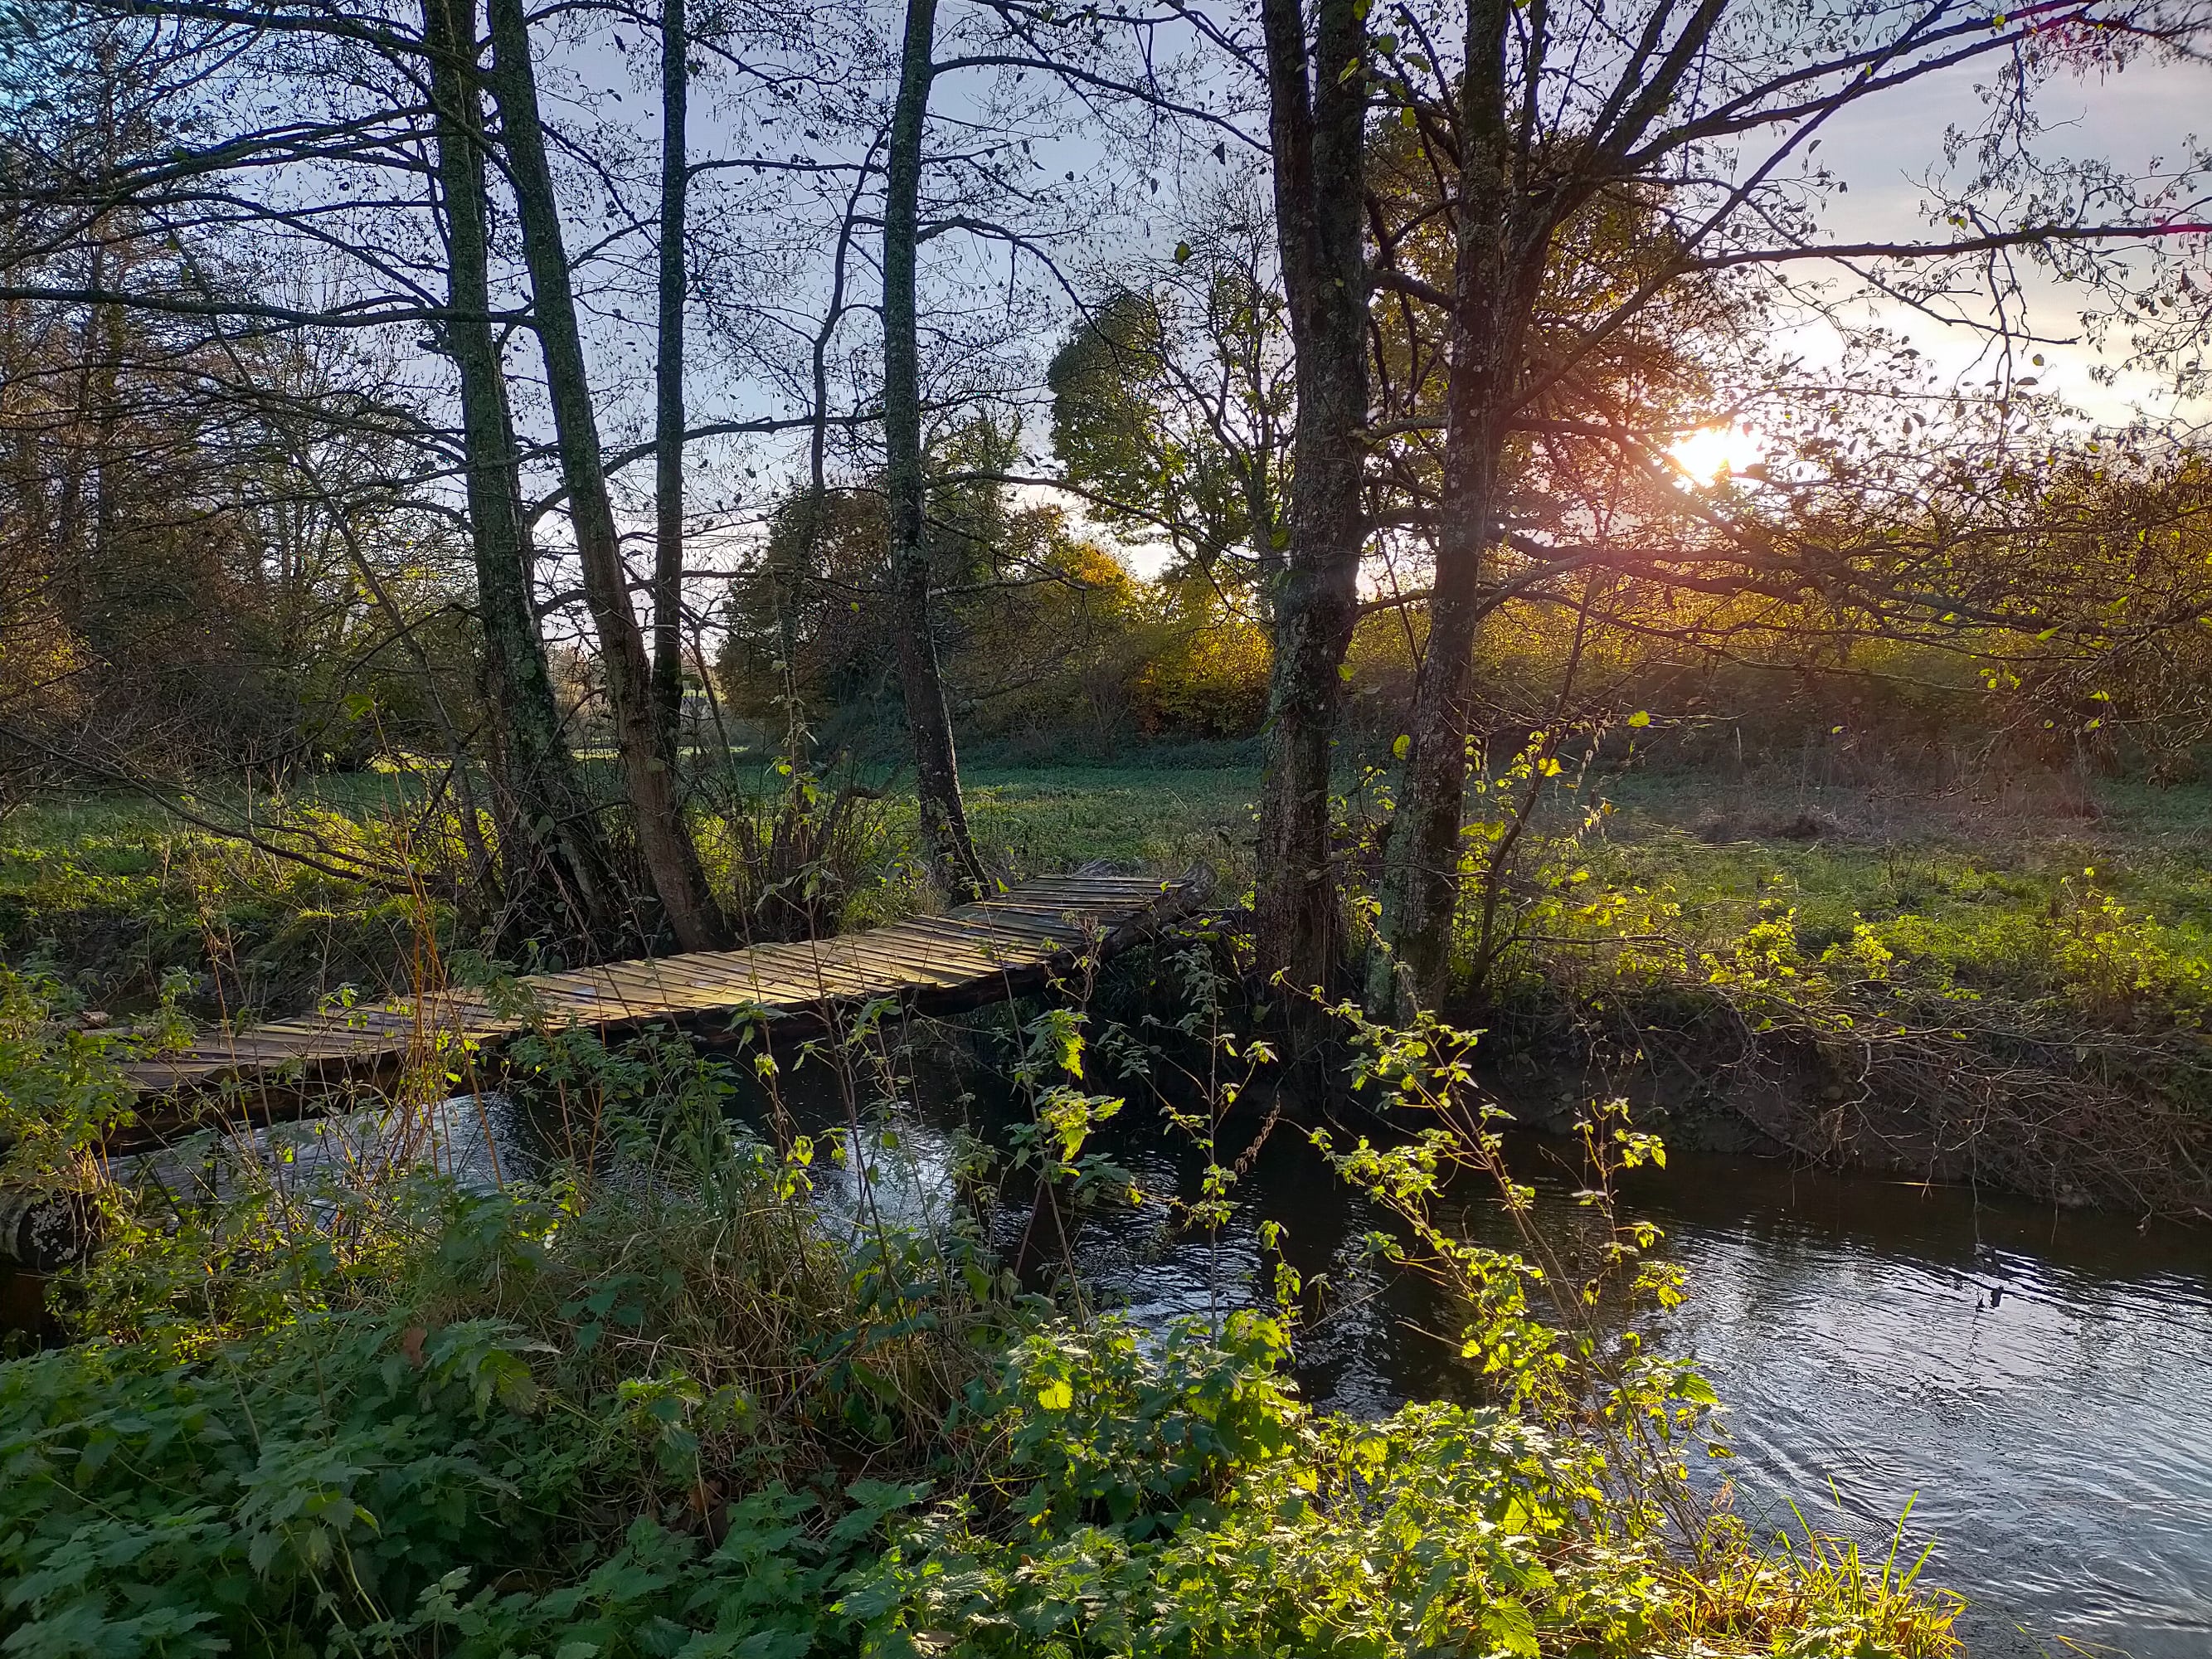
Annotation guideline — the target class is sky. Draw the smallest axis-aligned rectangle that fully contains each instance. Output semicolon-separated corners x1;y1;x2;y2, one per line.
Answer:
1768;47;2210;427
523;4;2212;593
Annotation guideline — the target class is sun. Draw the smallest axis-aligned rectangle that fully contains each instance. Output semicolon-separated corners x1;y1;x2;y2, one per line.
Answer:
1669;423;1765;486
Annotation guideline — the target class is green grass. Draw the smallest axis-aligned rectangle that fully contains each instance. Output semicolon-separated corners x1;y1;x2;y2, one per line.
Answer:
0;781;440;1017
681;752;1263;883
960;763;1260;881
10;754;2211;1045
1582;767;2212;1019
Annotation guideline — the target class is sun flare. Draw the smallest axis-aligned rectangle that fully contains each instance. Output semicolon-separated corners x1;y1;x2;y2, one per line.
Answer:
1670;423;1765;486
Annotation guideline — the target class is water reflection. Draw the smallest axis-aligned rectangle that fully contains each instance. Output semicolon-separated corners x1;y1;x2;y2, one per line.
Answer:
1636;1167;2212;1659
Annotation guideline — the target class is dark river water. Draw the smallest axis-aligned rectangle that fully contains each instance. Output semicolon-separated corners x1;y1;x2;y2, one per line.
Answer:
7;1072;2208;1658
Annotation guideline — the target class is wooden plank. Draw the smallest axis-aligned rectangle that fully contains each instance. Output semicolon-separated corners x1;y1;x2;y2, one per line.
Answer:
965;897;1108;922
842;927;1007;978
696;940;856;983
565;962;663;994
832;950;980;990
940;933;1065;969
991;886;1155;906
101;873;1198;1125
950;905;1093;935
858;933;1005;971
791;958;912;995
952;923;1088;956
567;975;677;1012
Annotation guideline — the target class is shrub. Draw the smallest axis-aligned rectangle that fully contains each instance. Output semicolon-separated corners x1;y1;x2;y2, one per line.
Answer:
1;979;1962;1657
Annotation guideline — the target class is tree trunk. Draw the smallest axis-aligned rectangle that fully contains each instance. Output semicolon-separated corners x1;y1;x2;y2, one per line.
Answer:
484;0;728;951
882;0;989;901
1251;0;1368;993
423;0;624;947
651;0;688;740
1369;0;1534;1013
780;179;866;769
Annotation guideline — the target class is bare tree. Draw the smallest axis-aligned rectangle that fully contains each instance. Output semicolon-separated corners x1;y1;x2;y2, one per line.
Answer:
425;0;627;942
1361;0;2212;1010
882;0;992;899
651;0;690;737
484;0;729;950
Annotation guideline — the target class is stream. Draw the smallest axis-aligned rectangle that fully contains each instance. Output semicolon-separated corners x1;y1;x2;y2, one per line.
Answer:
7;1074;2208;1657
787;1073;2212;1659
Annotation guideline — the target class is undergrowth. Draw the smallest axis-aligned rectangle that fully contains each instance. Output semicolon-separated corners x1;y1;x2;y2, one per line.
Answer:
0;962;1962;1657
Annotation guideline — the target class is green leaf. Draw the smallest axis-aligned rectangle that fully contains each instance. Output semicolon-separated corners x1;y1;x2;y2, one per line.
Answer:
1482;1600;1539;1658
1673;1371;1720;1406
1036;1378;1073;1411
1626;710;1650;728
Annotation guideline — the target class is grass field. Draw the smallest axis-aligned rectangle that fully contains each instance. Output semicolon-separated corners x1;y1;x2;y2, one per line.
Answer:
962;762;1261;880
972;759;2212;1032
1587;766;2212;996
6;752;2210;1029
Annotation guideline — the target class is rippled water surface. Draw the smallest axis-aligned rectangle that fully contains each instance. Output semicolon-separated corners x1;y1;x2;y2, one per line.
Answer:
8;1082;2207;1657
801;1097;2212;1659
1616;1167;2212;1657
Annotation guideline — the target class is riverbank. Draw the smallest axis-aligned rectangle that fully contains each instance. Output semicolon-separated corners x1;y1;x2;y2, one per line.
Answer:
1467;766;2212;1216
4;754;2209;1213
0;983;1966;1657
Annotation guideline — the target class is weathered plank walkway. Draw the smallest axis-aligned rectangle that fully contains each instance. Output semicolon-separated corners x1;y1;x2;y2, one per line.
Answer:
118;872;1200;1117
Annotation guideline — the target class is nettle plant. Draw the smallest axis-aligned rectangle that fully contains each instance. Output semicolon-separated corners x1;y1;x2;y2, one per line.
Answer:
2;945;1964;1656
1315;998;1723;1511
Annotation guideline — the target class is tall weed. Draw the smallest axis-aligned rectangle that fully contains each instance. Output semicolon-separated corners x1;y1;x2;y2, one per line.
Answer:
0;961;1962;1657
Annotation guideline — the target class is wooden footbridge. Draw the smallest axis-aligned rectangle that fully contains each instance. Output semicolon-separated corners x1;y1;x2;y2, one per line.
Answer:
114;871;1202;1135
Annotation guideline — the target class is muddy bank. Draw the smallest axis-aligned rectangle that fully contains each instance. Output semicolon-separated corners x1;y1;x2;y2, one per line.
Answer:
1481;1014;2212;1220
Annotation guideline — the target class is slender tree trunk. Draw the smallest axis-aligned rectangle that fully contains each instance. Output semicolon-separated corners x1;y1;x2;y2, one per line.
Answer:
780;175;868;769
50;252;94;623
484;0;728;951
1365;354;1512;1013
1252;0;1368;992
423;0;624;946
88;263;126;615
651;0;688;740
1363;0;1726;1012
1369;0;1535;1012
883;0;989;901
